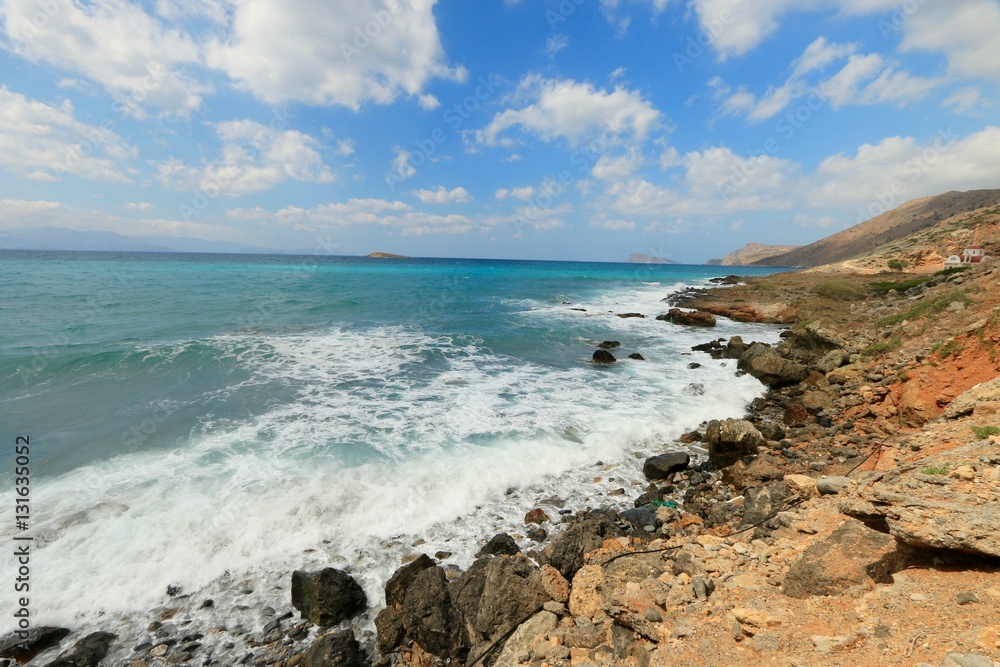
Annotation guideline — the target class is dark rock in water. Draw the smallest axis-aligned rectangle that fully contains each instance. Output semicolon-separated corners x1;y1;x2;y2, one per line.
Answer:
374;605;406;655
705;419;764;468
617;313;646;319
679;429;702;443
547;511;623;580
634;489;660;506
709;275;741;285
737;343;808;387
643;452;690;480
742;481;790;532
0;627;71;664
299;630;364;667
43;632;116;667
385;554;436;607
527;526;547;542
598;340;621;349
725;336;747;359
402;567;468;661
291;568;367;627
656;308;717;327
692;339;724;352
620;507;659;531
628;353;645;360
166;584;182;597
757;421;786;442
682;383;705;396
592;349;616;364
477;533;519;557
470;555;549;641
688;362;702;369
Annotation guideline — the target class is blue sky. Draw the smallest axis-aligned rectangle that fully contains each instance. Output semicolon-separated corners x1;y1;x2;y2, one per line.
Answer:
1;0;998;262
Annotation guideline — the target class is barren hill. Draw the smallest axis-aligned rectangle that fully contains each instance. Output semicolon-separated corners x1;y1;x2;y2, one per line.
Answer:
754;189;1000;267
712;242;801;266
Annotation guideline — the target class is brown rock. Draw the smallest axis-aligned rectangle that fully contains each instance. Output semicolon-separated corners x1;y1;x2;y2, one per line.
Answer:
657;308;717;327
539;564;570;604
783;403;808;426
568;564;606;618
524;508;551;525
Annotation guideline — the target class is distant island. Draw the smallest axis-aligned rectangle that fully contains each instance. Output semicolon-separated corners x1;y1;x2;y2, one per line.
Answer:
366;252;411;259
627;252;679;264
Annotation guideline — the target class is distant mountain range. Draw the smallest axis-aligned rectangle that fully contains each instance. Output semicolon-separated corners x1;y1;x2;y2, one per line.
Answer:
0;227;299;255
627;253;679;264
705;242;801;266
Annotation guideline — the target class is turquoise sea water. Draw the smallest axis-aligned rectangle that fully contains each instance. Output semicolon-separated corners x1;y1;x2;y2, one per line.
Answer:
1;251;781;631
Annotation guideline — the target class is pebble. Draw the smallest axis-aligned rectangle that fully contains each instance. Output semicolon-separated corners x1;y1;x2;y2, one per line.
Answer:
910;593;929;602
957;592;978;605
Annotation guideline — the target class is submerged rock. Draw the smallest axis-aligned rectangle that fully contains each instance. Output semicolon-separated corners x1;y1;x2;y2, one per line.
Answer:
593;349;617;364
657;308;717;327
0;627;71;664
598;340;621;349
477;533;519;557
291;568;367;627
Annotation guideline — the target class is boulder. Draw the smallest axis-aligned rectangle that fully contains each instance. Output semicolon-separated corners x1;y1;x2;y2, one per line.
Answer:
783;403;808;426
657;308;717;327
592;349;616;364
783;474;819;499
524;508;551;525
816;476;853;495
472;555;550;641
300;630;363;667
742;481;790;530
705;419;764;467
547;511;622;580
291;568;367;627
642;452;690;480
402;566;469;660
477;533;519;557
0;627;71;664
783;519;901;598
42;632;115;667
725;335;747;359
942;376;1000;419
628;353;646;360
737;343;808;387
539;565;570;604
722;454;786;491
817;349;850;373
493;611;559;666
620;507;659;531
757;421;786;441
598;341;621;349
385;554;436;606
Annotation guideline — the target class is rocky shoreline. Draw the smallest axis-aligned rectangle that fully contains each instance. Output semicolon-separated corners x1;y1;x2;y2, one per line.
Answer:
4;267;999;667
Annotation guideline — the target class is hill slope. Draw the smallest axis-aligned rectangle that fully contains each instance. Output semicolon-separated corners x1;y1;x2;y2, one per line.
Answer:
754;189;1000;267
712;242;801;266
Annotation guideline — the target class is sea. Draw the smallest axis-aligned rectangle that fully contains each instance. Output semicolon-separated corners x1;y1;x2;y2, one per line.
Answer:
0;251;783;639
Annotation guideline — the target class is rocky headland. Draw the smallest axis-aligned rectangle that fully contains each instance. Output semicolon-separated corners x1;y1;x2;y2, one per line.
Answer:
4;263;1000;667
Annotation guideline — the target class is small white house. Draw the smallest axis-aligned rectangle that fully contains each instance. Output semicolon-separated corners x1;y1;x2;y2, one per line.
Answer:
944;244;992;268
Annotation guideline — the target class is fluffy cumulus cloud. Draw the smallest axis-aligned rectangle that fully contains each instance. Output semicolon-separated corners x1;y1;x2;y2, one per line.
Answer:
206;0;465;109
156;120;335;196
261;198;502;235
475;74;661;146
0;87;135;183
411;186;473;204
1;0;210;116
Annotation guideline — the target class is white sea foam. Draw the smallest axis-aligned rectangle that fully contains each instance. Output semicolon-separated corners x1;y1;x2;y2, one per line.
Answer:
0;280;781;645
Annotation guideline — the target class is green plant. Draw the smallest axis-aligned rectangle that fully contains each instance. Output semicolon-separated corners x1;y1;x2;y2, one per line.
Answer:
812;280;865;301
936;338;965;358
869;277;929;293
935;266;970;277
921;464;950;475
862;337;902;358
877;290;972;326
887;259;909;272
971;426;1000;440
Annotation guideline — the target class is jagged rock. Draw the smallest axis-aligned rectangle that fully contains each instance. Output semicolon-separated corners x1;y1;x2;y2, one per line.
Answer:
783;519;904;598
539;564;570;604
43;632;116;667
374;605;406;655
385;554;435;606
291;568;367;627
842;450;1000;558
620;507;659;531
642;452;690;480
757;421;786;441
0;627;71;663
598;341;621;350
725;335;747;359
593;349;616;364
300;630;362;667
472;555;550;641
705;419;764;467
783;403;808;426
547;511;622;580
402;566;468;661
682;383;705;396
477;533;519;557
783;474;819;499
942;376;1000;418
742;481;790;529
568;565;606;618
658;308;717;327
804;319;856;353
524;508;551;525
722;454;786;491
493;611;558;666
617;313;646;319
737;343;809;387
817;349;850;373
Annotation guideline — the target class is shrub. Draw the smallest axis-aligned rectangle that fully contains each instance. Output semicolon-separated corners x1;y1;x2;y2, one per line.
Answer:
887;259;908;272
812;280;865;301
971;426;1000;440
921;464;950;475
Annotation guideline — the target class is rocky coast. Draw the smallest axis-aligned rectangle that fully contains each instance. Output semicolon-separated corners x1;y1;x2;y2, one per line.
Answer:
4;265;999;667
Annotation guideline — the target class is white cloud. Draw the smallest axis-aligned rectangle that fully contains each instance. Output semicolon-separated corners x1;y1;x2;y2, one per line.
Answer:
335;139;356;156
125;202;154;211
411;186;473;204
546;34;569;55
0;87;135;183
943;87;986;116
156;120;335;196
207;0;465;109
495;186;537;201
591;149;645;181
418;94;441;110
594;219;636;230
388;147;417;182
899;0;1000;83
2;0;210;116
791;36;857;78
475;74;661;146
